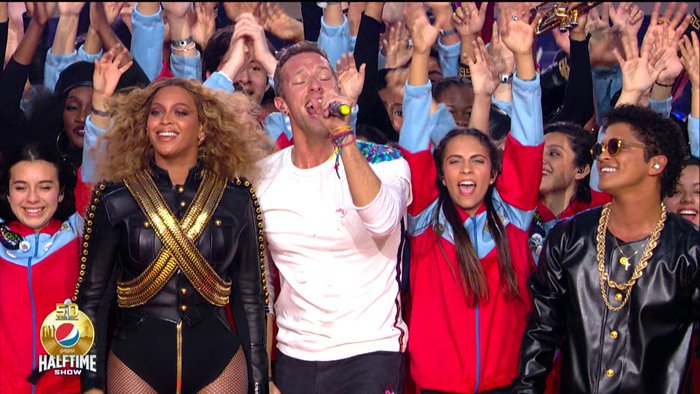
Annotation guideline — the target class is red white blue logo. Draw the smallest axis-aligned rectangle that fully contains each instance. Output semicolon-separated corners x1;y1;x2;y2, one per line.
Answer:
55;323;80;347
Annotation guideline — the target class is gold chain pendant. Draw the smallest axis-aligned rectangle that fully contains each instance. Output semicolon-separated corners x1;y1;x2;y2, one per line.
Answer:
596;202;667;312
618;256;630;271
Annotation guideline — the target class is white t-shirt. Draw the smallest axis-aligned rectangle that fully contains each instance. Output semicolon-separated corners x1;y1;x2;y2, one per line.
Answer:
256;144;412;361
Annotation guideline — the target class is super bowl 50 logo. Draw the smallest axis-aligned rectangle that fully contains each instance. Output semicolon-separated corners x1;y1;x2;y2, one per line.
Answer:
38;300;97;375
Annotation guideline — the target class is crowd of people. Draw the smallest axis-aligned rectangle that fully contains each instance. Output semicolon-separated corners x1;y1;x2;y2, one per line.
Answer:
0;2;698;394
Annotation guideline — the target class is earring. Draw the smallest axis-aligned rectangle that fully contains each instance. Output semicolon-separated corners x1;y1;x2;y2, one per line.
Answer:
653;163;661;169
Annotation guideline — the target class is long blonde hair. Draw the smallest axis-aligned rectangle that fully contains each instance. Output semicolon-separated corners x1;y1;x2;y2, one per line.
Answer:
95;78;274;182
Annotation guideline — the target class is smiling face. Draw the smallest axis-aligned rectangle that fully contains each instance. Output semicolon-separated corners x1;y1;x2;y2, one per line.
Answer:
146;85;204;165
664;164;700;227
436;84;475;128
7;160;63;232
441;134;496;216
540;132;586;197
62;86;94;149
274;52;339;137
597;122;664;198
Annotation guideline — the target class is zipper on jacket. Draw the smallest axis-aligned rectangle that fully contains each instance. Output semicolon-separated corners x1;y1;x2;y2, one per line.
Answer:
470;217;481;393
27;235;40;394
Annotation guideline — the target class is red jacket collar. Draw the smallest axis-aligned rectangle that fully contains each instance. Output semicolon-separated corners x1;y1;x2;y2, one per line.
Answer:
8;219;63;237
456;201;487;223
537;199;593;222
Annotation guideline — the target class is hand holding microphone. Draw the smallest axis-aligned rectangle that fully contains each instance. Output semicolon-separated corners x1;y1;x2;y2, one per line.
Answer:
328;102;351;117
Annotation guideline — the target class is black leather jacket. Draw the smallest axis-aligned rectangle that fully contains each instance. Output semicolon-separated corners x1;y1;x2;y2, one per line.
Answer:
514;207;699;393
77;163;268;393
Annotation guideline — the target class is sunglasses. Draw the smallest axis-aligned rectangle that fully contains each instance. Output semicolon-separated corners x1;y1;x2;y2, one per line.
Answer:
590;138;649;159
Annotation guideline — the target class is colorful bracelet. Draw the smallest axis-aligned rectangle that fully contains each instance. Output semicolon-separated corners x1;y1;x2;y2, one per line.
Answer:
331;130;355;146
330;124;353;135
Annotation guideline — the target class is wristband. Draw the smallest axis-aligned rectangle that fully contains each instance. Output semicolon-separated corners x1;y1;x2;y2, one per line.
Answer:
90;107;109;117
655;81;674;88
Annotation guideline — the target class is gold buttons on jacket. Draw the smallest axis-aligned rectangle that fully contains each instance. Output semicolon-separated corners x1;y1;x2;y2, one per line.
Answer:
610;330;618;339
143;221;151;228
214;219;222;227
180;288;188;295
614;293;623;302
180;305;188;312
180;201;187;208
177;186;185;193
605;369;614;378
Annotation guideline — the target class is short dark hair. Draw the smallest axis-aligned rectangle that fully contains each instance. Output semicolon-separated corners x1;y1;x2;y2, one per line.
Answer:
604;105;688;198
544;121;596;203
272;41;336;98
0;143;73;222
432;77;470;101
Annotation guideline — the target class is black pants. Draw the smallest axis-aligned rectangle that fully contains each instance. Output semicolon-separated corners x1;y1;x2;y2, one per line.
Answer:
274;350;406;394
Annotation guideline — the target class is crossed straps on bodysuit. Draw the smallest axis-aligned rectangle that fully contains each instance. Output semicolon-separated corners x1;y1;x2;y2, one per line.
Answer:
118;169;231;308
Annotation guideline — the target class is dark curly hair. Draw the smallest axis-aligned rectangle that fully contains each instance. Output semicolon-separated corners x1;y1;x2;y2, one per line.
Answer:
544;121;596;204
604;105;688;199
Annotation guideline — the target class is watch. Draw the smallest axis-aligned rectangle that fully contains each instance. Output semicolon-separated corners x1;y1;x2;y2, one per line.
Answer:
170;36;194;48
439;28;458;38
499;73;513;84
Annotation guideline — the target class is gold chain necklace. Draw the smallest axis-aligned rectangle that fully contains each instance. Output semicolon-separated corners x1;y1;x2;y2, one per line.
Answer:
596;202;667;312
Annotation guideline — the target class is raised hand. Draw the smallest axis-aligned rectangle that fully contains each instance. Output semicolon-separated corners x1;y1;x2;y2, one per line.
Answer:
103;2;125;25
346;2;366;37
452;2;489;37
382;22;412;68
233;12;277;74
223;2;260;24
586;4;619;67
501;7;538;56
488;21;515;76
162;2;191;19
650;29;683;87
468;36;499;97
336;52;366;107
58;2;85;16
679;32;700;89
609;2;644;38
93;44;133;99
614;33;667;96
219;31;248;80
405;4;438;54
27;2;50;26
259;2;303;43
645;2;692;52
189;2;216;49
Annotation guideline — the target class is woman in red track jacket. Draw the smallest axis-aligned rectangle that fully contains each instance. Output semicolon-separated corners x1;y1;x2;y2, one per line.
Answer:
0;145;92;394
398;10;543;393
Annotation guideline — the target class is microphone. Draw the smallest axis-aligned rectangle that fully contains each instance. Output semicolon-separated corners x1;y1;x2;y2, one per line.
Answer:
328;102;351;117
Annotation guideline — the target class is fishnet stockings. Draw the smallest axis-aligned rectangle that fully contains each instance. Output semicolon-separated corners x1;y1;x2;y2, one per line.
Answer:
105;348;248;393
198;347;248;394
107;351;157;394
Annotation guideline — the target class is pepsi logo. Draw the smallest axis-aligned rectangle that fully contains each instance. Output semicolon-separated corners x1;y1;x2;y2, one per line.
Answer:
54;323;80;348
